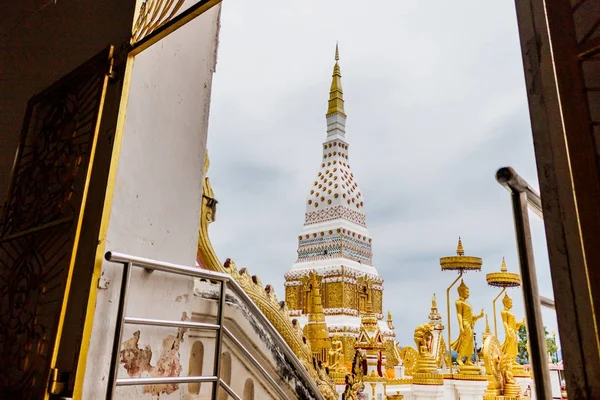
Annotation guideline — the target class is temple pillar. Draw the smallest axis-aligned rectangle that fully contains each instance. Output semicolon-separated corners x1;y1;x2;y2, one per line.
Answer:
452;380;487;400
412;384;445;400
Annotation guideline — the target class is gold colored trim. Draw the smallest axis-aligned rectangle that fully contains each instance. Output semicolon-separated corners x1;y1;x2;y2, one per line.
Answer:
47;46;115;400
72;53;135;399
412;372;444;386
452;373;487;381
130;0;222;56
386;377;413;385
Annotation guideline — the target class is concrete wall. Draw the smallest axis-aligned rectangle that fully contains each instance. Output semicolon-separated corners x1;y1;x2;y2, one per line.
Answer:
81;5;222;398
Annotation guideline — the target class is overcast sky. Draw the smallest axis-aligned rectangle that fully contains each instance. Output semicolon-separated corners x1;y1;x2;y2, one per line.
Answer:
204;0;561;350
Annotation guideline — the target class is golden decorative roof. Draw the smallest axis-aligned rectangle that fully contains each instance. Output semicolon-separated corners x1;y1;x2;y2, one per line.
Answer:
486;257;521;288
439;237;482;272
326;43;346;117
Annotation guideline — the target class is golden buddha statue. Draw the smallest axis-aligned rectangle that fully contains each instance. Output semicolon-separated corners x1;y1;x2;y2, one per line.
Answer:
500;292;525;361
413;323;437;373
328;334;344;371
451;280;484;369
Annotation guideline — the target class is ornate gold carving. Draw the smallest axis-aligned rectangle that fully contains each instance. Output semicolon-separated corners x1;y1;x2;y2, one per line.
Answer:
372;289;383;315
483;335;503;395
412;372;444;386
398;347;418;376
342;336;357;363
344;282;356;309
315;360;337;400
285;285;299;310
327;334;345;372
413;324;438;374
384;340;399;370
440;238;483;272
302;272;331;363
131;0;186;44
342;351;366;400
325;281;343;309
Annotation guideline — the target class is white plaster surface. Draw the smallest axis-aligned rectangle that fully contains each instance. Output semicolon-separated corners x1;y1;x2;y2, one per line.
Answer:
81;5;222;398
451;379;488;400
412;384;445;400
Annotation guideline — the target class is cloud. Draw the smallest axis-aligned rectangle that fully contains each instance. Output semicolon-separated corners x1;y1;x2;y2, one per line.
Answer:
205;0;561;349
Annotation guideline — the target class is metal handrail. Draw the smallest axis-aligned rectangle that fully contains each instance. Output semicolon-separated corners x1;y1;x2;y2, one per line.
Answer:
104;251;323;400
496;167;553;400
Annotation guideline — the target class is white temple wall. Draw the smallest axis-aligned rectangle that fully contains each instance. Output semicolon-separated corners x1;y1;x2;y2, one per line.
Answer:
81;5;222;398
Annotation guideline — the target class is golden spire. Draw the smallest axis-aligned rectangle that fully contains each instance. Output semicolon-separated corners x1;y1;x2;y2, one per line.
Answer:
326;42;346;117
482;313;492;343
456;237;464;256
429;293;442;321
501;257;507;272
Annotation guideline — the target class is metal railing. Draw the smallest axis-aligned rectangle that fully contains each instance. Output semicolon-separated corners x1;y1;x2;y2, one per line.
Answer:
496;166;553;400
104;251;322;400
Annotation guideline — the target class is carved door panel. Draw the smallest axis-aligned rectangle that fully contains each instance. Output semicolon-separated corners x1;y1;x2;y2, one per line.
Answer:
0;46;113;399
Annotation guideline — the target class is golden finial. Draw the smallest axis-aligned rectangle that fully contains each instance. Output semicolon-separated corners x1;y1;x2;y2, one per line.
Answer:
327;43;345;117
456;237;464;256
429;293;442;322
486;258;521;288
387;310;395;330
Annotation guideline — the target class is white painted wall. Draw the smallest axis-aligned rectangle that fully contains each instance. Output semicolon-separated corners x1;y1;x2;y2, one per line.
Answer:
81;5;222;398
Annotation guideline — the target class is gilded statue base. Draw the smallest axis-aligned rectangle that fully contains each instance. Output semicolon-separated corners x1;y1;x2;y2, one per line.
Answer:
456;364;483;375
412;372;444;386
512;363;529;377
328;370;347;385
416;355;438;374
503;382;521;397
484;375;502;396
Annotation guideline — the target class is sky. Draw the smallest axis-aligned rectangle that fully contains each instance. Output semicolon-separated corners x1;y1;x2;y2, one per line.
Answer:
204;0;561;350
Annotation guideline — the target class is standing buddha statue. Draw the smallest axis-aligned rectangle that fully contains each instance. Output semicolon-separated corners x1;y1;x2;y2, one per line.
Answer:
500;292;525;396
451;279;484;373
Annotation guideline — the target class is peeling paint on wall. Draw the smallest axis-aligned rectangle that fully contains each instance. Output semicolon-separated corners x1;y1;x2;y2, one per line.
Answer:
175;294;189;303
120;331;153;377
119;313;190;396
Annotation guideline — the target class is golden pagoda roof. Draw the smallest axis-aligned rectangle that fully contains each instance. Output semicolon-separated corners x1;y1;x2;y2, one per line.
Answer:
486;257;520;287
439;237;482;272
326;43;346;117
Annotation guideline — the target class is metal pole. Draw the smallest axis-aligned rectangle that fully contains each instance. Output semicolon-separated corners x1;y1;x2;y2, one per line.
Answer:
212;280;227;400
492;287;507;337
497;167;552;400
446;270;463;375
106;262;132;400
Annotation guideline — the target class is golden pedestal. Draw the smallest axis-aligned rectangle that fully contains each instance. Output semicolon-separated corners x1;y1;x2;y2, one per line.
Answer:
457;364;482;375
413;372;444;386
